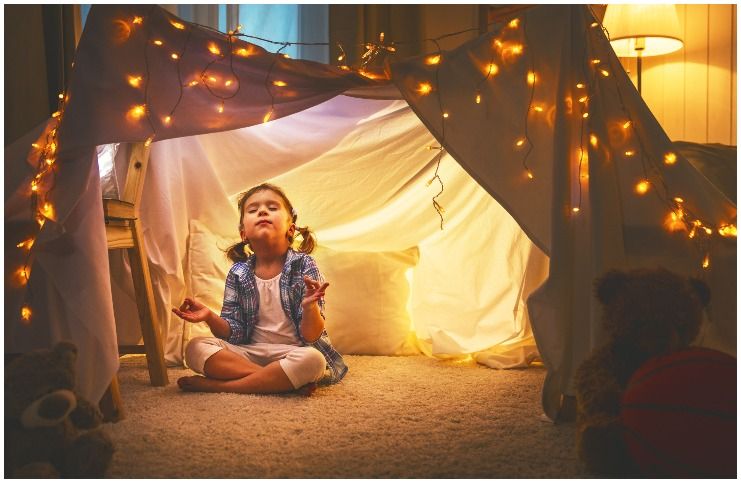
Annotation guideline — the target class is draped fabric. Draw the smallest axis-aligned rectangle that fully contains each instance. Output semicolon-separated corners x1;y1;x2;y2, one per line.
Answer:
5;5;735;418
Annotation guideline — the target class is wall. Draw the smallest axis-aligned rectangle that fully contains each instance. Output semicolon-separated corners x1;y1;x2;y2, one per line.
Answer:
619;4;737;145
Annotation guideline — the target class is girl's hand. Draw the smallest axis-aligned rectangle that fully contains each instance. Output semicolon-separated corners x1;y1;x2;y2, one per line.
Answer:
302;276;328;309
172;297;212;323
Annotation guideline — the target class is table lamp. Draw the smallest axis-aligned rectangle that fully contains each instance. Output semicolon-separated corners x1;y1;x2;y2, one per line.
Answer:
602;4;684;94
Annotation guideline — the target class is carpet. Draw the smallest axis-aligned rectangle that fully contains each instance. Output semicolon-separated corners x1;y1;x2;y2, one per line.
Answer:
104;355;591;478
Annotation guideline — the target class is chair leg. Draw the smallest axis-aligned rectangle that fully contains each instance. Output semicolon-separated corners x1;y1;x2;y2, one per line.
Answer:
99;376;125;422
127;219;169;386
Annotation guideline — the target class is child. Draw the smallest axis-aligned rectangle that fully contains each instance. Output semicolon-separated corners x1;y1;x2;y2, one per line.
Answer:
172;183;347;395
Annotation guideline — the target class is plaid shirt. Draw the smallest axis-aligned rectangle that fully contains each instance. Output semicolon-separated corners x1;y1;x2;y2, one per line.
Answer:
220;249;348;384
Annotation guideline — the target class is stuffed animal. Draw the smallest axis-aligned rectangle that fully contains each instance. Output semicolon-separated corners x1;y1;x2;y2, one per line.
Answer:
5;341;115;478
573;267;710;476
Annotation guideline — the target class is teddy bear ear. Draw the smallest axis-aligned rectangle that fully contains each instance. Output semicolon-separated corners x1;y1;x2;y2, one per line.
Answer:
594;269;629;305
688;277;711;308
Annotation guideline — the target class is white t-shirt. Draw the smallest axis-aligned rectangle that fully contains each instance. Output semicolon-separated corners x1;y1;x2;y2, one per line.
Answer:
251;272;301;345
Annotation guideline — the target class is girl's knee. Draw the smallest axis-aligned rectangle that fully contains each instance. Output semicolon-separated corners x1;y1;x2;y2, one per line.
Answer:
184;337;219;372
300;348;327;381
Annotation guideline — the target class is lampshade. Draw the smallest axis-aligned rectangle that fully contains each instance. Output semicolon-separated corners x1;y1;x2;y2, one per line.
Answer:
603;4;684;57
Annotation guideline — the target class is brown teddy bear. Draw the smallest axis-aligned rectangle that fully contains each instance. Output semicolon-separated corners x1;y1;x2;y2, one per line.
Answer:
574;267;710;476
5;341;115;478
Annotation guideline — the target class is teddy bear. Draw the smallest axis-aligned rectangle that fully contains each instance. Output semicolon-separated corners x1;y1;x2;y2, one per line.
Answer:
5;341;115;478
573;267;710;476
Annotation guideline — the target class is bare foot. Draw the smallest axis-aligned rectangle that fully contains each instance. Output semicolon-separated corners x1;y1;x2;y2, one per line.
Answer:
177;375;216;392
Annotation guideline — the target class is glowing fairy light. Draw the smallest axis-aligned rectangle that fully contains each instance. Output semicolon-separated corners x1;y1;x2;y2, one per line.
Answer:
51;111;61;118
272;80;287;87
21;305;32;322
526;169;534;180
417;82;432;95
170;20;185;30
589;134;598;147
188;80;199;87
510;44;523;55
591;59;601;65
718;225;737;237
30;180;39;192
425;54;441;65
576;83;585;89
58;93;64;100
702;253;710;269
17;267;29;284
442;112;449;119
144;135;154;147
208;43;221;55
664;152;677;165
624;150;635;157
508;18;520;28
16;239;34;250
282;53;291;59
153;40;163;46
263;110;273;123
132;16;143;25
207;76;217;83
127;104;146;120
475;93;481;104
673;197;684;204
533;106;544;112
127;75;143;88
634;180;650;195
235;48;251;57
164;115;172;125
217;101;224;113
578;96;588;103
572;207;581;213
31;143;40;149
225;80;233;87
582;112;589;118
171;53;179;60
527;71;537;85
515;138;525;147
41;202;55;219
599;69;609;77
486;63;499;76
591;22;599;28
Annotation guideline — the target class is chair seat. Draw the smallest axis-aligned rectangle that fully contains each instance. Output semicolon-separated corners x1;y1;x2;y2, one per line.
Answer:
103;199;136;220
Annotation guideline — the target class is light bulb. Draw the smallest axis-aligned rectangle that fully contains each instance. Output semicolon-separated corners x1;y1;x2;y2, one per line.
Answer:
634;180;650;195
208;43;221;55
425;55;441;65
417;82;432;95
664;152;677;165
21;305;32;321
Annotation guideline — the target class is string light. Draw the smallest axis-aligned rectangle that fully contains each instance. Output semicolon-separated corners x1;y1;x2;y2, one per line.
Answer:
718;225;737;237
582;112;589;118
664;152;677;165
624;150;635;157
634;180;650;195
21;305;32;322
417;82;432;95
217;101;224;113
128;75;143;88
171;53;179;60
486;63;499;76
515;138;525;147
153;39;163;46
589;134;598;147
263;110;273;123
527;71;537;85
170;20;185;30
163;115;172;125
127;104;147;120
144;135;155;147
272;80;287;87
208;42;221;55
16;239;34;250
599;69;609;77
425;54;441;65
132;16;143;25
508;18;520;28
41;202;55;219
526;169;534;180
572;207;581;213
475;93;481;104
442;112;449;119
622;120;631;129
702;253;710;269
576;83;585;89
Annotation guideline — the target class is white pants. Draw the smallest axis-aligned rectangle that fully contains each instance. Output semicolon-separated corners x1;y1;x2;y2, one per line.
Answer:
184;337;327;389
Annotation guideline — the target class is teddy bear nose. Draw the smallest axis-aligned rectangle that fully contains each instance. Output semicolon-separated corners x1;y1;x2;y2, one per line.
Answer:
38;391;75;419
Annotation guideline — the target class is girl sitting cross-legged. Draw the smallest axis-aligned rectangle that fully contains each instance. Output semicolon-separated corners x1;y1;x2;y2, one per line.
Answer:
172;183;347;395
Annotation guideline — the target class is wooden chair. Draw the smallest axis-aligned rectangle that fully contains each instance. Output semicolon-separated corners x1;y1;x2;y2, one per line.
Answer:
100;143;168;421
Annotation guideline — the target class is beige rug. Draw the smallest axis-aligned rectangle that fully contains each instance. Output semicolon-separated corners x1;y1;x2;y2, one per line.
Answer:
104;355;590;478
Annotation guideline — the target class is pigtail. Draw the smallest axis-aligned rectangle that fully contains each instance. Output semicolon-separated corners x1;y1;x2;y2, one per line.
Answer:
294;225;316;254
225;240;250;263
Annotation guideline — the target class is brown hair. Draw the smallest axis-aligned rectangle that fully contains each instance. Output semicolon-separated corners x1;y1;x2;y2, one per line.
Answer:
225;183;316;262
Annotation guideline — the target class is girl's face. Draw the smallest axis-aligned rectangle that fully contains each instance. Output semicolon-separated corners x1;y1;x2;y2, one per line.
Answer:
240;189;294;246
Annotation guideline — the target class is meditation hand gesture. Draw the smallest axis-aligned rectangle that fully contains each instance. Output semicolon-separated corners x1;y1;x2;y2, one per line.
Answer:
302;276;328;309
172;297;212;323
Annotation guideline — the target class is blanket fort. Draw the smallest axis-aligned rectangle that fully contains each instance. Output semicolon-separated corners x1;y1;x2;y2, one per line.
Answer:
5;5;735;420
